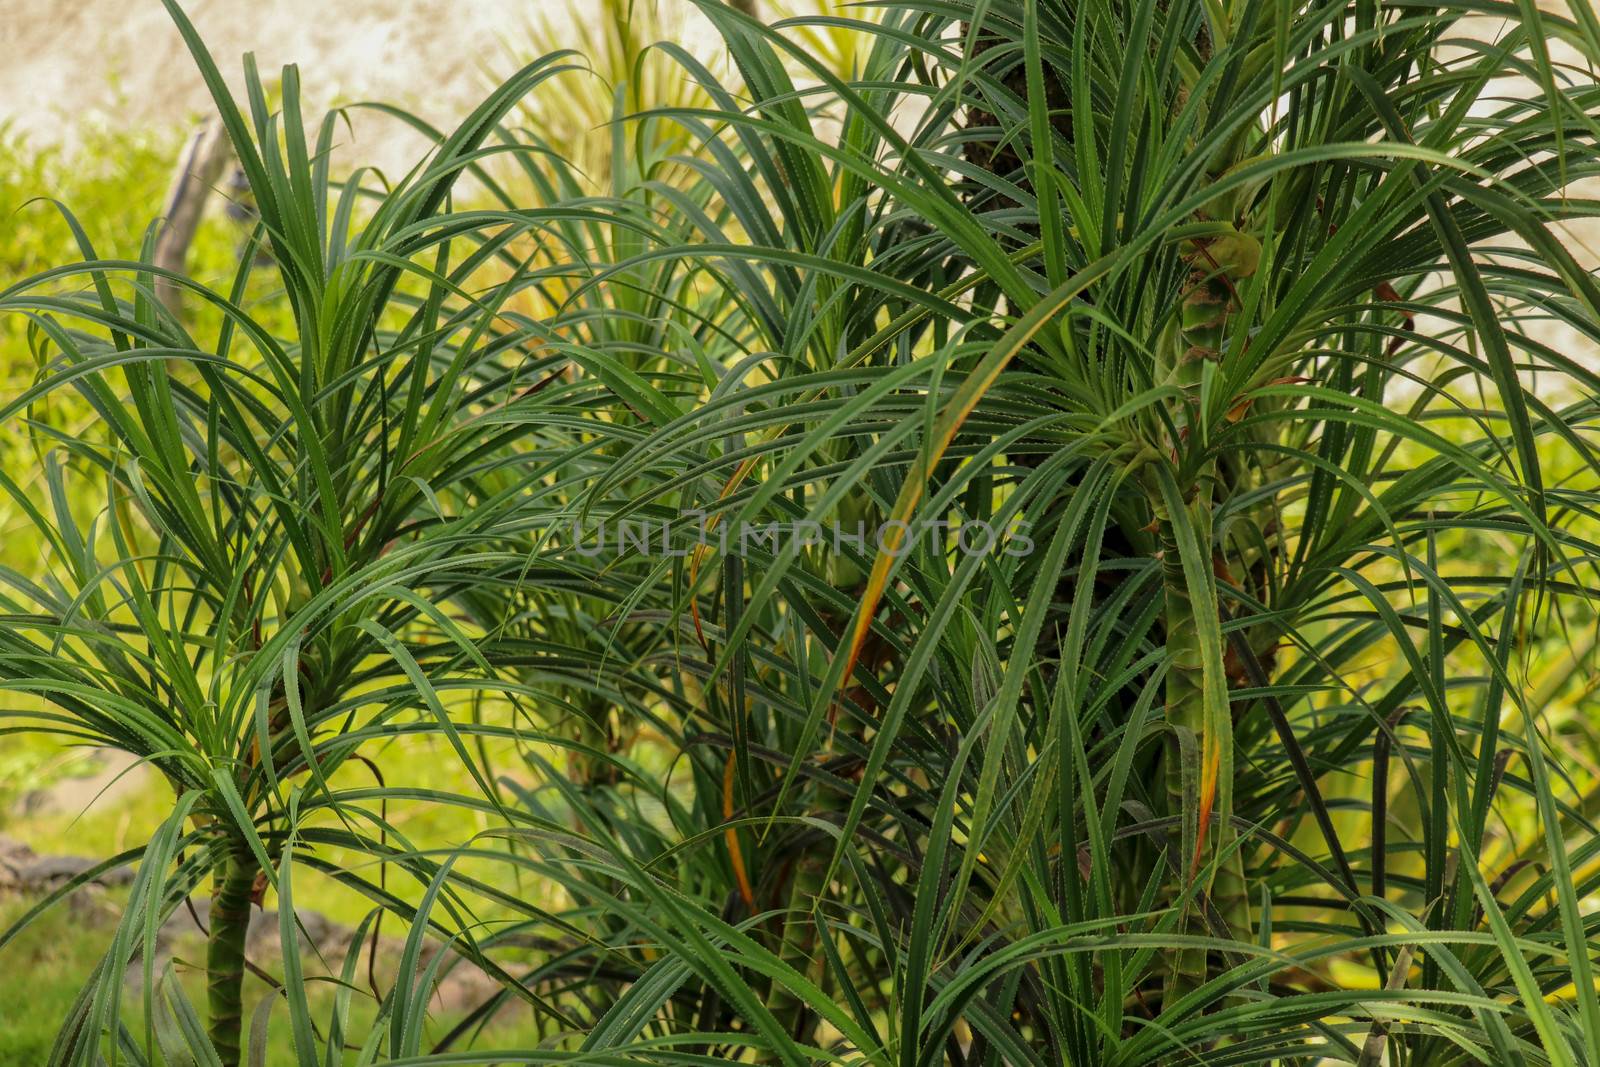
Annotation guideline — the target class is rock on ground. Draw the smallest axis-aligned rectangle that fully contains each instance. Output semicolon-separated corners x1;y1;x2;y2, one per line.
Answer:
12;747;152;819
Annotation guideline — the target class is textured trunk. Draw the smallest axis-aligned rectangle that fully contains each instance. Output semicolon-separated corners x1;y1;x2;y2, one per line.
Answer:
762;574;875;1053
1155;487;1211;996
768;844;830;1046
206;850;258;1067
1153;484;1251;1000
1155;263;1254;1002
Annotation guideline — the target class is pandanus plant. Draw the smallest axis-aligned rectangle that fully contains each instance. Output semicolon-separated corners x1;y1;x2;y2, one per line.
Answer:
522;0;1600;1060
0;2;639;1061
